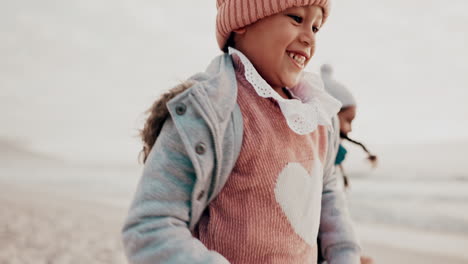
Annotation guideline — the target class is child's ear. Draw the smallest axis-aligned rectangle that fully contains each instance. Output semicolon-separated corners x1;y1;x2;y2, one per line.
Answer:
233;28;246;35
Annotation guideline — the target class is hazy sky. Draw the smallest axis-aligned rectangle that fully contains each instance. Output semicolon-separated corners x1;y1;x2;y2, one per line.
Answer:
1;0;467;163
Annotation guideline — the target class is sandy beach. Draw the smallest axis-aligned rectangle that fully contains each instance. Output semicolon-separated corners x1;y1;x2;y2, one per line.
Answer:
2;0;468;262
1;181;467;264
1;140;468;263
0;183;128;264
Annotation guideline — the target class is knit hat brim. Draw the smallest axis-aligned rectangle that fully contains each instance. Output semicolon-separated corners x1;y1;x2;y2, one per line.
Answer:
216;0;331;50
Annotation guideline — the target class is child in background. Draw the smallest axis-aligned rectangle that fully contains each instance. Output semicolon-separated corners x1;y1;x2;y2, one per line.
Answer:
321;64;378;189
320;64;377;264
122;1;361;263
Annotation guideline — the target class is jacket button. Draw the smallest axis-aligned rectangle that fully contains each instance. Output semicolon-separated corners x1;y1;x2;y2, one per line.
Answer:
175;103;186;115
195;143;206;155
196;190;205;201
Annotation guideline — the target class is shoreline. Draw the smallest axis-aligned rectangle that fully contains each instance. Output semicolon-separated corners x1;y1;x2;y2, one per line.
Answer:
356;222;468;261
361;242;468;264
1;181;467;263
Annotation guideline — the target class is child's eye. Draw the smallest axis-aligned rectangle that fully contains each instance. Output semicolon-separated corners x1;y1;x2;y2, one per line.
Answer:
312;26;320;33
287;14;303;23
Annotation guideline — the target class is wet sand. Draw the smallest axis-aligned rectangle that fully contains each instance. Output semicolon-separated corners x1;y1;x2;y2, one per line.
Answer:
1;182;467;264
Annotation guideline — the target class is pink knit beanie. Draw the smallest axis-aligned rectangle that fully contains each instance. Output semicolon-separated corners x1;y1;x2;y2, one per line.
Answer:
216;0;331;50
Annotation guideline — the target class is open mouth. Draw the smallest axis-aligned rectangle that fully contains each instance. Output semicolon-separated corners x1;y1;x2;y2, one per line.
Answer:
287;51;307;69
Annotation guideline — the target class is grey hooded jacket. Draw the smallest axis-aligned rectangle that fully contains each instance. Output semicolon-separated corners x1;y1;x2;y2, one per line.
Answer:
122;53;361;264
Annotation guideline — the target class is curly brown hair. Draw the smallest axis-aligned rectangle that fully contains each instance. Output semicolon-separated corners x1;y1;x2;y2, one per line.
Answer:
139;80;195;163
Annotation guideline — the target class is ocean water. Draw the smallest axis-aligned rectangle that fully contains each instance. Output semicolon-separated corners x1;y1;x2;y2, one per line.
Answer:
1;0;468;252
342;141;468;236
2;139;467;238
1;0;468;166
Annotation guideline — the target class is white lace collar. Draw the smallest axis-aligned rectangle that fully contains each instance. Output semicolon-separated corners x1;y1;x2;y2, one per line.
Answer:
228;47;341;135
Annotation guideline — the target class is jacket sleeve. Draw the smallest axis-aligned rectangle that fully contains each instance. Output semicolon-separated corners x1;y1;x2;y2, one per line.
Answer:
319;116;361;264
121;117;229;264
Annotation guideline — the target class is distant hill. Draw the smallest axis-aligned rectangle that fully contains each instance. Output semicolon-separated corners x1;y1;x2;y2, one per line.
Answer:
0;138;62;163
343;140;468;181
0;138;141;171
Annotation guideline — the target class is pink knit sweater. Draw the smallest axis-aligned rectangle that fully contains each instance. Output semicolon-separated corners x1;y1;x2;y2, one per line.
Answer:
195;58;328;263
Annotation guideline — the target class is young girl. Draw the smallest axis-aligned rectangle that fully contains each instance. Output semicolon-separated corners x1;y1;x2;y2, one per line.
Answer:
320;64;378;189
122;1;361;263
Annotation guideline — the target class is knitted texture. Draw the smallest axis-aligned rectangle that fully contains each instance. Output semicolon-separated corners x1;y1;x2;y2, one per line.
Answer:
194;56;329;263
320;64;356;108
216;0;331;49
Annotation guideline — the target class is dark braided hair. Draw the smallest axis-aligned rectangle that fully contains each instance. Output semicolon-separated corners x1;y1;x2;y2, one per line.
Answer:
340;132;378;166
338;132;378;189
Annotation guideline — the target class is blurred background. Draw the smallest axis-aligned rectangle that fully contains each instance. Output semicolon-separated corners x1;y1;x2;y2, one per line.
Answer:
1;0;467;263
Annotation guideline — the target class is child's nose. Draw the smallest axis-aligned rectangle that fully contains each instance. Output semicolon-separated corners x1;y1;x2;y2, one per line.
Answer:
299;28;314;46
343;123;352;134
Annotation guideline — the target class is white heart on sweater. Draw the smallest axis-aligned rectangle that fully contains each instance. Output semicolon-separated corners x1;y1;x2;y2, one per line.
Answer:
274;160;323;247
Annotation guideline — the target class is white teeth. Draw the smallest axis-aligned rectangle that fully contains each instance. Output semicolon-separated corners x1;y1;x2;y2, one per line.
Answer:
295;55;305;64
288;52;306;66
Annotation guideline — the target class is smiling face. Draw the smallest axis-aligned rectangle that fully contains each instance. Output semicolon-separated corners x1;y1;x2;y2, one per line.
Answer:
233;5;323;91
